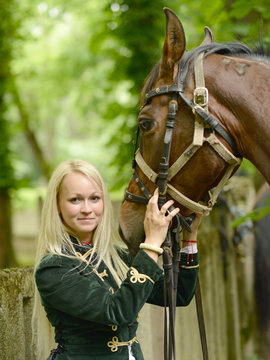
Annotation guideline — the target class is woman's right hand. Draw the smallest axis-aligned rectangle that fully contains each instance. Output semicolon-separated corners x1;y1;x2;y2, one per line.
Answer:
143;189;179;261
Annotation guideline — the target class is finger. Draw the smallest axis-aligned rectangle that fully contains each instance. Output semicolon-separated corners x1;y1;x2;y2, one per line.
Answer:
148;188;159;205
166;207;180;219
159;206;179;219
159;200;174;215
152;188;158;197
162;199;174;212
147;189;157;206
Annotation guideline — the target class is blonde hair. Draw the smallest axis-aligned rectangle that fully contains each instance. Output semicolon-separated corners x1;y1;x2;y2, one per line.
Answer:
32;159;128;359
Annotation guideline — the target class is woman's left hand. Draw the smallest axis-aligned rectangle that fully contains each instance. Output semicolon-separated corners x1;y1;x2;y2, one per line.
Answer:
182;213;203;242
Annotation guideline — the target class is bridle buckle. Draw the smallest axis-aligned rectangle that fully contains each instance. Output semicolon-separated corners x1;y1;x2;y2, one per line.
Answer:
194;87;208;107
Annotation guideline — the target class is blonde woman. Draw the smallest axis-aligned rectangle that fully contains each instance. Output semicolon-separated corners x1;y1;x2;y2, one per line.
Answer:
32;159;200;359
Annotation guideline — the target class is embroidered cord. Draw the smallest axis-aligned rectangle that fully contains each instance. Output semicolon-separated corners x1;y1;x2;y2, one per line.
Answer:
75;248;93;262
92;269;108;282
109;324;118;331
129;267;155;284
107;336;138;352
180;264;199;269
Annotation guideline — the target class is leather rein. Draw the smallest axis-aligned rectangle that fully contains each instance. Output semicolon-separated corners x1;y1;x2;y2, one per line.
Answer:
124;50;242;360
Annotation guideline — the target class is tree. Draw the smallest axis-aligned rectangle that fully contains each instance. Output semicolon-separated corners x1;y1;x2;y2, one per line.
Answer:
94;0;270;190
0;0;18;267
89;0;177;189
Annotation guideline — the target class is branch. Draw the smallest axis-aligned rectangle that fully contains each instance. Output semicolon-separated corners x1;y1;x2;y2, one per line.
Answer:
10;78;51;180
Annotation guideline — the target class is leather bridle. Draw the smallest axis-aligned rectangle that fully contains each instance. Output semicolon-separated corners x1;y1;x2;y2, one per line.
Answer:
125;51;241;215
124;49;242;360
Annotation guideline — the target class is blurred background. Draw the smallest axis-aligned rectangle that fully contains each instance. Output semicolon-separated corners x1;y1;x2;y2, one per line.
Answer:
0;0;270;268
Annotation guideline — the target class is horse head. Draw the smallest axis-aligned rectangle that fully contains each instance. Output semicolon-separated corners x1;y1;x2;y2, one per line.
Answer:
119;8;270;255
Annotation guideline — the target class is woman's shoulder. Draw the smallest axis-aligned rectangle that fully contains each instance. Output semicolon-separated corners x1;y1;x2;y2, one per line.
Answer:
36;253;81;270
114;245;134;266
35;253;84;286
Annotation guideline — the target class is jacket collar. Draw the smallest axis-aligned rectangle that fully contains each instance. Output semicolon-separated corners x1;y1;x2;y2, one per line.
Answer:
70;235;93;256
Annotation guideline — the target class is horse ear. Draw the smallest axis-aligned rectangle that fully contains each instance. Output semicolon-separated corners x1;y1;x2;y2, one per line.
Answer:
159;8;186;81
200;26;214;46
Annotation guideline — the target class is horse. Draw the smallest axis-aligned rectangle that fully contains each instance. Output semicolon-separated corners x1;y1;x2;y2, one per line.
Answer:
119;8;270;256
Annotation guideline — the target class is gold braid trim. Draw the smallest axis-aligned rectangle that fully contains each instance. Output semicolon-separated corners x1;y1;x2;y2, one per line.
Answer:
180;264;199;269
129;267;155;284
109;287;114;294
107;336;138;352
108;324;118;331
75;248;93;262
93;268;108;281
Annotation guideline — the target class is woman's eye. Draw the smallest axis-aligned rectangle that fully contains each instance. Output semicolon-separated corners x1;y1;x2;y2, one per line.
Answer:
91;196;101;202
139;119;154;132
70;197;80;204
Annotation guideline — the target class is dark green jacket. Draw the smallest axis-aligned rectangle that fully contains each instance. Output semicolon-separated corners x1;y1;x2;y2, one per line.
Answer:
35;245;199;359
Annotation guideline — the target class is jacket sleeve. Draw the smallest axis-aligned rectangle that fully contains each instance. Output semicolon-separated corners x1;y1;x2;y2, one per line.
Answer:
35;250;163;326
146;252;199;306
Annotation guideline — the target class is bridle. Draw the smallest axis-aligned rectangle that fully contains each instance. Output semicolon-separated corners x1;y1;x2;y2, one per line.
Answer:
124;49;242;360
125;51;241;215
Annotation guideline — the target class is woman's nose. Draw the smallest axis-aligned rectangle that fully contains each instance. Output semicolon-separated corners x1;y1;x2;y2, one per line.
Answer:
81;200;92;213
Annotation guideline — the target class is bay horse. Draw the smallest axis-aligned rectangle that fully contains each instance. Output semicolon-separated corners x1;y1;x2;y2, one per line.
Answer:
119;8;270;256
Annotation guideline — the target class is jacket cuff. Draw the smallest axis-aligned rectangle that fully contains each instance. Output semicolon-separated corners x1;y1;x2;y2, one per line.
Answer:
179;252;199;268
131;249;163;283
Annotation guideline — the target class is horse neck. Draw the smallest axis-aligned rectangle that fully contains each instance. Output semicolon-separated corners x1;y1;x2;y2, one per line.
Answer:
206;54;270;184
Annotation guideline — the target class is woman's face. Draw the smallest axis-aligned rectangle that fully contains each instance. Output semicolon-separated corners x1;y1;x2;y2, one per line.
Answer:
58;172;104;244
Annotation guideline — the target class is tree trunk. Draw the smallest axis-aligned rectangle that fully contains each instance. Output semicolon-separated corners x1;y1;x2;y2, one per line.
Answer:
11;79;51;181
0;189;17;268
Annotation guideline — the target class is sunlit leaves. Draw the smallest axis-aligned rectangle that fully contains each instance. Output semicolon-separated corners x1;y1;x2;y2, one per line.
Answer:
4;0;270;193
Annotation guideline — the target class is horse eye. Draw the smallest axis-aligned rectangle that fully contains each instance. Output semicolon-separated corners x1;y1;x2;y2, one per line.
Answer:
139;119;154;132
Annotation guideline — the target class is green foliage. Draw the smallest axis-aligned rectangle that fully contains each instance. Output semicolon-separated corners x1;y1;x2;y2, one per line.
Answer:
88;0;175;189
230;0;270;20
232;195;270;227
2;0;269;197
11;0;117;183
0;0;18;190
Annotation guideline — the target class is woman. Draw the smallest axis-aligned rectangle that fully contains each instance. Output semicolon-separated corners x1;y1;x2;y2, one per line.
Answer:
32;159;201;359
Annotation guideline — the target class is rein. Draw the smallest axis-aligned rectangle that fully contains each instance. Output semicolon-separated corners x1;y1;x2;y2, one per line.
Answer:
125;51;241;359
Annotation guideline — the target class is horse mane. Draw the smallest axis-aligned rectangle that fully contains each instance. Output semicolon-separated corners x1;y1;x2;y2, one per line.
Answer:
251;34;270;56
140;40;264;106
140;61;161;107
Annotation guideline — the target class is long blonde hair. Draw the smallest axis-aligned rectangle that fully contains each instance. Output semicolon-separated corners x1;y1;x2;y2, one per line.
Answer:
32;159;128;359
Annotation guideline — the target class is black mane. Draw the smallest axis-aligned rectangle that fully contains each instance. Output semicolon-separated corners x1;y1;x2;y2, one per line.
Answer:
252;40;270;57
140;40;268;105
197;41;252;57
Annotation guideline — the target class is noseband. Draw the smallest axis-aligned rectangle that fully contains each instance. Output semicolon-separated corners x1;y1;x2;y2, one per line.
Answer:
124;50;242;360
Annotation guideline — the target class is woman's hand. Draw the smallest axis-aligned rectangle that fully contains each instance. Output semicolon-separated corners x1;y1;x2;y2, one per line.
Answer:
181;213;203;246
143;189;179;261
